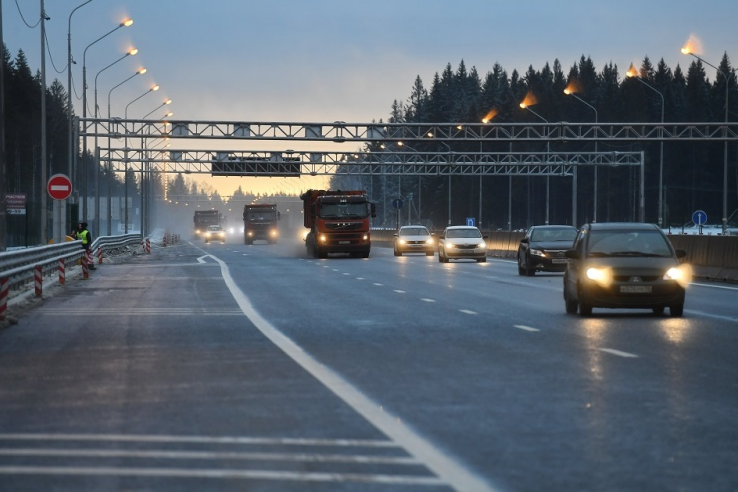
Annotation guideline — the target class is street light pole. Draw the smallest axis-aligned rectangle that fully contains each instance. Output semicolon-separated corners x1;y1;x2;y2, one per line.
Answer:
682;46;733;235
94;48;137;237
124;85;159;233
520;103;551;225
107;68;146;235
81;18;133;224
625;65;664;227
564;88;598;226
67;0;92;233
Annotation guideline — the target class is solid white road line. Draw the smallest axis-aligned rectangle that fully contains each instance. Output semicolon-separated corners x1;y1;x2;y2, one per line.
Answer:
0;447;421;465
0;466;445;485
209;254;497;492
0;434;395;447
598;348;639;358
691;282;738;291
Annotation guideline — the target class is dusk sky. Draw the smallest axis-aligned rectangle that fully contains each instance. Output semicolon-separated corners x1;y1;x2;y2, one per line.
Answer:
5;0;737;196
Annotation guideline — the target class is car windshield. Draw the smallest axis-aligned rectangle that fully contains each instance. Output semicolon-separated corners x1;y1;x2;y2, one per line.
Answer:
319;202;368;219
400;228;429;236
446;228;481;239
587;230;672;257
531;228;577;242
248;210;276;221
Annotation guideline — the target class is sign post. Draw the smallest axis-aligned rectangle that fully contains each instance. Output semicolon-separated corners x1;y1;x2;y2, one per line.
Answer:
48;174;73;244
692;210;707;235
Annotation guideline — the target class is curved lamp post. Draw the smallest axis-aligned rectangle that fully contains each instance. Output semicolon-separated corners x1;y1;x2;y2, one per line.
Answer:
81;17;133;222
67;0;93;201
140;100;172;237
564;87;598;226
626;64;665;227
123;85;159;233
104;67;146;235
682;44;733;235
92;48;138;236
520;101;551;225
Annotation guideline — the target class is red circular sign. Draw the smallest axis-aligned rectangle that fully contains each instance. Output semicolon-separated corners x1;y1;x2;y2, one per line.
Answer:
47;174;73;200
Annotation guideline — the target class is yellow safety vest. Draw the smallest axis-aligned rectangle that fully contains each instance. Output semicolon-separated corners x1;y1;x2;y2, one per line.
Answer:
77;230;89;245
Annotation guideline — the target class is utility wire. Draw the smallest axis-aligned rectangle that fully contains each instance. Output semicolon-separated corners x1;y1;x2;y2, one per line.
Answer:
15;0;41;28
44;30;67;74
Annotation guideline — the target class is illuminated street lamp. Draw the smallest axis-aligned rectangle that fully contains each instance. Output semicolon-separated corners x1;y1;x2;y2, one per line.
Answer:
67;0;93;200
123;85;160;233
142;98;172;119
626;64;665;227
105;67;146;235
81;18;133;221
564;87;598;225
520;100;551;225
681;42;733;235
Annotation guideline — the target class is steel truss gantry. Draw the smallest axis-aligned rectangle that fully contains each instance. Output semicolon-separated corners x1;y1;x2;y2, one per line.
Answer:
81;118;738;142
103;148;643;177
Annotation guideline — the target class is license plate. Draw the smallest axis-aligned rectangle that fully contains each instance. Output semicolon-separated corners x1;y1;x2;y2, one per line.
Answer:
620;286;652;293
552;258;567;264
338;241;351;244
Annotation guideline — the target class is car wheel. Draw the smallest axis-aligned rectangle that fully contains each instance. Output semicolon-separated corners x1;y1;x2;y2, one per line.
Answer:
517;253;526;275
669;304;684;317
565;297;578;314
652;307;665;315
394;246;401;256
525;255;535;276
477;257;486;263
578;290;592;316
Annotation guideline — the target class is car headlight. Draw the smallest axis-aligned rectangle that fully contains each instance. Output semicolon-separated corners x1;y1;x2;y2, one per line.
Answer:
247;231;253;237
398;239;407;245
445;243;455;249
664;264;692;288
586;267;612;287
530;248;545;257
270;230;278;237
425;238;434;245
477;242;487;249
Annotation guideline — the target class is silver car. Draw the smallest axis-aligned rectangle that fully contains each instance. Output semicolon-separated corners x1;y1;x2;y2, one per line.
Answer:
393;226;435;256
438;226;487;263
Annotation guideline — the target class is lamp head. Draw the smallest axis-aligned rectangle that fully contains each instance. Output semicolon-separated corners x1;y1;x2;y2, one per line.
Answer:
626;63;638;78
122;18;133;27
563;88;571;95
151;85;160;92
164;99;172;105
138;67;147;75
519;103;527;109
680;47;690;55
128;48;138;56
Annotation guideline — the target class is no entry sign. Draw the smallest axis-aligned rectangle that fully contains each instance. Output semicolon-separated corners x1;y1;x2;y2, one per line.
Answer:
47;174;72;200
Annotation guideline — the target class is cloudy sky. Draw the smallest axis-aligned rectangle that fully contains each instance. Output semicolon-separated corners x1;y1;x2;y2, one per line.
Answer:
5;0;737;196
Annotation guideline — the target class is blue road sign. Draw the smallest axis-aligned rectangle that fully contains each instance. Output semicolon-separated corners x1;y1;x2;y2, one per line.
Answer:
692;210;707;226
392;199;403;210
466;217;476;226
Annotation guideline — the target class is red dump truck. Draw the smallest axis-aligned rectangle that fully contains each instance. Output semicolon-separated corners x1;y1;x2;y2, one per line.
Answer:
243;203;280;244
300;189;376;258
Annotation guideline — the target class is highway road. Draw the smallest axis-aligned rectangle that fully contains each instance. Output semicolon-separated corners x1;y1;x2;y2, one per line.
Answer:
0;235;736;491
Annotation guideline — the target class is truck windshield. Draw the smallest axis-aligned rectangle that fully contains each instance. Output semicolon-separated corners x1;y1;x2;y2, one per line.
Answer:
319;202;368;219
248;210;277;221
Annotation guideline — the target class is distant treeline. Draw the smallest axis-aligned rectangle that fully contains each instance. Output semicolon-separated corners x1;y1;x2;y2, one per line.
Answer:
332;55;737;230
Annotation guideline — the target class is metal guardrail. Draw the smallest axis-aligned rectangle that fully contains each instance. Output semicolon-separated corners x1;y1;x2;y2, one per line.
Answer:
0;234;142;310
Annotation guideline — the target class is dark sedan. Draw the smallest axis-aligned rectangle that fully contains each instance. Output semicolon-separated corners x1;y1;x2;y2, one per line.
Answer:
563;222;691;317
517;225;578;276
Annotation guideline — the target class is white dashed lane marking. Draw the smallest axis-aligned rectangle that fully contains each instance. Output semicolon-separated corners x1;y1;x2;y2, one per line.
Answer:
421;299;436;303
459;310;477;315
599;348;639;358
514;325;540;332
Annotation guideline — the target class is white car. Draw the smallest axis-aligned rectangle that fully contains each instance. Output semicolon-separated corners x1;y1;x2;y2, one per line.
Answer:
438;226;487;263
204;224;226;243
